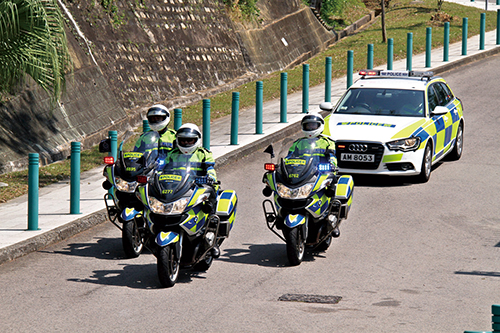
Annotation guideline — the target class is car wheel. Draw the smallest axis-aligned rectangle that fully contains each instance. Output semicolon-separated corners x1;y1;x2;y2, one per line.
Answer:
448;122;463;161
417;143;432;183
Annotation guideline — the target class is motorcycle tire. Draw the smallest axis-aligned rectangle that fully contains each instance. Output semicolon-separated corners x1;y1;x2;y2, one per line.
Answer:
122;220;144;258
194;253;214;272
283;227;305;266
157;245;180;288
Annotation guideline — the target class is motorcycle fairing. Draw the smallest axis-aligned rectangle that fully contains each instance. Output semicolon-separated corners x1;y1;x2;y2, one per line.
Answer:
186;187;208;211
156;231;179;247
180;205;206;236
305;191;331;218
263;172;277;191
121;207;141;221
284;214;306;228
145;210;154;233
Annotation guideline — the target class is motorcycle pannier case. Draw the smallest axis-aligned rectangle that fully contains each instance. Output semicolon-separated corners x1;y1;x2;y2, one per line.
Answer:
334;175;354;219
216;190;238;237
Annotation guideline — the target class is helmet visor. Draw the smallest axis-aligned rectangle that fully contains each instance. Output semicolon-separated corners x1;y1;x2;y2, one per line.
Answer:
178;137;197;148
303;122;320;131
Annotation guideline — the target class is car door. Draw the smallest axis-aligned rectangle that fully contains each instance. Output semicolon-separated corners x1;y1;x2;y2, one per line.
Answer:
427;82;453;160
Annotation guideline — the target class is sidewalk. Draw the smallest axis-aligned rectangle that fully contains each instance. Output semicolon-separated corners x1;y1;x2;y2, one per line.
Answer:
1;22;500;265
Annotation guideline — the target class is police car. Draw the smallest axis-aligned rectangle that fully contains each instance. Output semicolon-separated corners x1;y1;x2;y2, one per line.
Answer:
320;70;464;182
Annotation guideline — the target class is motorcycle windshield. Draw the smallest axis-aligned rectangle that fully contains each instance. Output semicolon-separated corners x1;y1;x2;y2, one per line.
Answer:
280;138;327;186
117;131;160;180
155;151;206;202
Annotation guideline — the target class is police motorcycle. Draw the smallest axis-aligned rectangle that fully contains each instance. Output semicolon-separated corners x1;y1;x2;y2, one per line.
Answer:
262;138;354;266
135;147;237;288
100;131;161;259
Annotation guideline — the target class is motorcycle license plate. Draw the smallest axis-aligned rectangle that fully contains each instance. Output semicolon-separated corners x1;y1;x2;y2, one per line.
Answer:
341;153;374;162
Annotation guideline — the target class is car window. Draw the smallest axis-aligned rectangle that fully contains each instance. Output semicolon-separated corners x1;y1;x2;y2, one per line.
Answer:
427;85;439;112
335;88;424;117
433;83;452;106
441;83;454;100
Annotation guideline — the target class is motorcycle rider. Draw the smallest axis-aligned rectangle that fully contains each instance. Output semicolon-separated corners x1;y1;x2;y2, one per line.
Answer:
133;104;176;155
287;112;340;237
161;123;221;257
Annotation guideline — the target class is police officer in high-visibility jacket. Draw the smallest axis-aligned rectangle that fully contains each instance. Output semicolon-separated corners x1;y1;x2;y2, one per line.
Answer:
142;104;177;154
161;123;220;256
287;113;337;168
287;113;340;237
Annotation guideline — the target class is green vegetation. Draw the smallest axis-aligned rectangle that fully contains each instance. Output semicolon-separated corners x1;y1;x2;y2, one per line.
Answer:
221;0;261;21
0;0;72;104
0;0;497;202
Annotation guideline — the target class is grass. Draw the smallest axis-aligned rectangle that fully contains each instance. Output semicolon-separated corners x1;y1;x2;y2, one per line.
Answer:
0;0;496;203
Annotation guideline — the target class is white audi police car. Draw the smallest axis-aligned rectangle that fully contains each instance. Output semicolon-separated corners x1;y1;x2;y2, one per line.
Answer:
320;70;464;182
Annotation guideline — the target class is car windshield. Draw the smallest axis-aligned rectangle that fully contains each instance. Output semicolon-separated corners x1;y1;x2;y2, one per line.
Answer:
335;88;425;117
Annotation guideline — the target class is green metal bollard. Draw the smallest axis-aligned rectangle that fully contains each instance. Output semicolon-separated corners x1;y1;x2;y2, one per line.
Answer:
347;50;354;88
231;92;239;145
325;57;332;103
497;10;500;45
108;130;117;161
387;38;394;70
280;73;288;123
426;27;432;67
462;17;468;55
302;64;309;114
143;119;150;133
28;153;40;231
480;13;486;50
174;108;182;130
444;22;450;61
256;81;263;134
367;44;374;70
70;142;81;214
407;32;413;71
203;99;210;150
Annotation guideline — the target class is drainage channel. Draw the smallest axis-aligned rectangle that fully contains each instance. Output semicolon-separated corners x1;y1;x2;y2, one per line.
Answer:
278;294;342;304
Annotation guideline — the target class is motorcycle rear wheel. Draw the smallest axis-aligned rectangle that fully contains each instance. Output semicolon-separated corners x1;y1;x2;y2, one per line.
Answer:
284;227;305;266
122;220;144;258
157;245;180;288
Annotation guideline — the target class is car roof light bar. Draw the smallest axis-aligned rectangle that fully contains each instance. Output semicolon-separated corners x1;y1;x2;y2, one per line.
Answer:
359;70;434;79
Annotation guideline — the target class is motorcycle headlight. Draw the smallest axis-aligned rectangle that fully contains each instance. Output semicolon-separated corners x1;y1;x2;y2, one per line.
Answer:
277;183;314;199
148;196;190;215
114;176;138;193
386;137;420;152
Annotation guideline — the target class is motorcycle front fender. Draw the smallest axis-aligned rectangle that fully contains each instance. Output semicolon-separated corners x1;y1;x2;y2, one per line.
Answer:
284;214;306;228
120;207;141;222
156;231;180;247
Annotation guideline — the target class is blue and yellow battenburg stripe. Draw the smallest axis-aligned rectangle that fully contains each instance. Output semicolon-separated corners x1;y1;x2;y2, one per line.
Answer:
284;214;306;228
181;205;206;235
216;190;238;231
335;175;354;215
307;192;330;217
156;231;180;247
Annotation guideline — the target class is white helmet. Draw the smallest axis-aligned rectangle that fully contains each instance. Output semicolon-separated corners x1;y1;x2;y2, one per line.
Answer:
301;113;324;138
176;123;202;155
147;104;170;131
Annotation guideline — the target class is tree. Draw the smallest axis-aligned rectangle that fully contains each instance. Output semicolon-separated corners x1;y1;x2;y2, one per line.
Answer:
0;0;72;103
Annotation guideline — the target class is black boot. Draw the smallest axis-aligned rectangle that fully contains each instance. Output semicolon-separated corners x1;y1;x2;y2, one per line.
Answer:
332;227;340;238
211;245;220;258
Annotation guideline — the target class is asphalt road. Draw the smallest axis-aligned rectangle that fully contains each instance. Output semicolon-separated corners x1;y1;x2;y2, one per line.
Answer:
1;56;499;333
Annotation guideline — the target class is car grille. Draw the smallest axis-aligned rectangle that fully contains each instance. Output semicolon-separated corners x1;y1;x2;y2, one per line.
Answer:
336;141;384;170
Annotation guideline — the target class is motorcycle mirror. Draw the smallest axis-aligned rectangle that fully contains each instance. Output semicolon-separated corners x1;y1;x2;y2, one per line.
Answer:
263;145;275;158
99;138;111;152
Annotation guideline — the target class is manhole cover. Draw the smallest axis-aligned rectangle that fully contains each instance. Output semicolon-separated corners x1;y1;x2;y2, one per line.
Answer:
278;294;342;304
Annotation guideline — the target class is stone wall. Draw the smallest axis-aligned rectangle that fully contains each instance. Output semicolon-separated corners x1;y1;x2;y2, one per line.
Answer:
0;0;375;174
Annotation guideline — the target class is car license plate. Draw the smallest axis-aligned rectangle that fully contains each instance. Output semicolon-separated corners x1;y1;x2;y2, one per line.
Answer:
341;153;374;162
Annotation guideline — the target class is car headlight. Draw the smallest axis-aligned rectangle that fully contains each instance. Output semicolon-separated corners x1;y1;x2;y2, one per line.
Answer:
386;137;421;152
114;176;138;193
277;183;314;199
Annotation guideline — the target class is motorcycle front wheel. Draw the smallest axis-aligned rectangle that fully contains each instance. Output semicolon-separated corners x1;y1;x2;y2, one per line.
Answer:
157;245;180;288
122;220;144;258
283;227;305;266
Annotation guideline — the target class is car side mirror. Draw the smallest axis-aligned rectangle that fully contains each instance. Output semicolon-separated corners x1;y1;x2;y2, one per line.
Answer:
431;105;448;116
320;102;333;112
